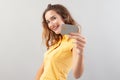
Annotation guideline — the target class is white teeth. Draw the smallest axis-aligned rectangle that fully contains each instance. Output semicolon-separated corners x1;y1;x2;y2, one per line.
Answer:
53;26;58;30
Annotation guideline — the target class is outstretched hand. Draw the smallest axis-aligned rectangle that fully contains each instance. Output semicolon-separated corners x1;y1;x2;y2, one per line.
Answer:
69;32;86;55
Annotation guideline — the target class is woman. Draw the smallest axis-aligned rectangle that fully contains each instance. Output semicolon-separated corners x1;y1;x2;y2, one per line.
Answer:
35;4;86;80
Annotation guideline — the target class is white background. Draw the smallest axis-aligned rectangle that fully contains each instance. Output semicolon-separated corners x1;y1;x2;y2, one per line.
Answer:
0;0;120;80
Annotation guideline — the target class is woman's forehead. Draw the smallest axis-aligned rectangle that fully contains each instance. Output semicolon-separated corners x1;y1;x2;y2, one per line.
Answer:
45;10;59;20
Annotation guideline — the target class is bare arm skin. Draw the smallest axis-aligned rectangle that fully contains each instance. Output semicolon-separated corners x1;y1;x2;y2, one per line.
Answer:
69;32;86;79
35;62;44;80
72;48;84;79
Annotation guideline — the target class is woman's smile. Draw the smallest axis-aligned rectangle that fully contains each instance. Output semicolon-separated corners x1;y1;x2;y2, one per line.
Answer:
52;25;61;33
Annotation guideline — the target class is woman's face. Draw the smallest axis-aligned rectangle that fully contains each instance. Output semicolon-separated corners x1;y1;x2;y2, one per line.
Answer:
45;10;65;34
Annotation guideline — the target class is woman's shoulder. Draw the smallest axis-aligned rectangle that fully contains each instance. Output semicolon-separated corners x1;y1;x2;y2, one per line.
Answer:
62;35;73;42
62;35;74;46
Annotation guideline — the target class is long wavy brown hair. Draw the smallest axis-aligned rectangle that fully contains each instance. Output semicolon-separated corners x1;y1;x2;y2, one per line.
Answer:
42;4;79;49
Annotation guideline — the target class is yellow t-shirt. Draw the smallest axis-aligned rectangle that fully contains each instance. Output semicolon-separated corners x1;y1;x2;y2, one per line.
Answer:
40;35;74;80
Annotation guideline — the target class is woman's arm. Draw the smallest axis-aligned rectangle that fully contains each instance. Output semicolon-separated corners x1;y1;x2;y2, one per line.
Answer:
69;32;86;79
72;48;84;79
35;62;44;80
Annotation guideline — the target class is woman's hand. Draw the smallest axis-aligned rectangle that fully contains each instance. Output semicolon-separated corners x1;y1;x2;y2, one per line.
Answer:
69;32;86;78
69;32;86;55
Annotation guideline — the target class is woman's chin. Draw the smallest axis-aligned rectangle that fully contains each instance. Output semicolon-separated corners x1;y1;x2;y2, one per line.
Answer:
55;31;60;34
55;32;60;34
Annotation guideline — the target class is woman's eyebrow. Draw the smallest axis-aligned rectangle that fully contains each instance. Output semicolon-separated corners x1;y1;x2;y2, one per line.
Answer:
46;15;56;22
50;15;56;19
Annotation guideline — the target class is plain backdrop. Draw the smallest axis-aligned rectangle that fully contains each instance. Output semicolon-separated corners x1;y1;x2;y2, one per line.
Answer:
0;0;120;80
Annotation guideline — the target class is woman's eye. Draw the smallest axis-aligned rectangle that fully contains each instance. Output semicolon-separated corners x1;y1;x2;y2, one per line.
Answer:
46;20;50;24
52;16;56;20
53;17;56;19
